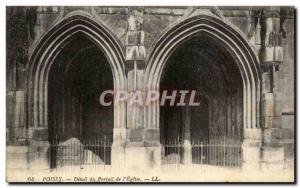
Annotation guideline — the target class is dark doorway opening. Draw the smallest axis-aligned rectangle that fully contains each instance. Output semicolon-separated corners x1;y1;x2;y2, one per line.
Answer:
160;34;243;167
48;34;113;167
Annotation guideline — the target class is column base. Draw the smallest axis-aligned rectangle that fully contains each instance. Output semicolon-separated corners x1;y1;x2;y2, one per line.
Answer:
261;146;284;170
242;129;262;170
111;128;126;169
7;146;29;170
124;142;161;171
242;140;262;170
261;128;285;170
111;142;125;169
183;140;192;165
23;127;51;171
28;140;50;170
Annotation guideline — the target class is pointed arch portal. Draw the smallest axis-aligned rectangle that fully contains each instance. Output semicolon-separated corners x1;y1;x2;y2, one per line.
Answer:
27;13;127;166
144;13;262;167
145;14;261;133
28;12;126;130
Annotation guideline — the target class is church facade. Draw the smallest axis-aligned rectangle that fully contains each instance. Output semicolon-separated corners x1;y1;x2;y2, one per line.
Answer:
6;6;295;176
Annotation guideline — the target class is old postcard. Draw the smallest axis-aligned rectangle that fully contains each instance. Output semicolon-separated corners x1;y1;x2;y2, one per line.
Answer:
6;6;295;183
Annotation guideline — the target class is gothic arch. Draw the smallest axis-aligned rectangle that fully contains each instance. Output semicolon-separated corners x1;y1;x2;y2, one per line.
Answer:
144;13;261;135
27;12;127;140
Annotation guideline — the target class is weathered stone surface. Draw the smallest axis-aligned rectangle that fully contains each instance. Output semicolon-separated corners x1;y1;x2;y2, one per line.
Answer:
124;144;161;170
144;128;160;143
128;126;144;142
5;6;294;176
261;146;284;170
28;141;50;170
7;146;29;169
263;128;282;145
32;128;48;141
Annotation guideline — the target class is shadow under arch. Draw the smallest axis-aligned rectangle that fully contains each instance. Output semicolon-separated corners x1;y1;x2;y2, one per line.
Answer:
144;13;261;137
27;12;127;142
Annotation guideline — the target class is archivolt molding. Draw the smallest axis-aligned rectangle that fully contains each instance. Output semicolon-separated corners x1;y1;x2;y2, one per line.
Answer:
145;13;261;130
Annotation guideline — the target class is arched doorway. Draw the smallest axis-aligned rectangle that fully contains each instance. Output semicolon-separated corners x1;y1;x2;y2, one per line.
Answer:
27;13;127;168
48;34;114;167
159;34;243;166
48;34;113;141
144;14;261;168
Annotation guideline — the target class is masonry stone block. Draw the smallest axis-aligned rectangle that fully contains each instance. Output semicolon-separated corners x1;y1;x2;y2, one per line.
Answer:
6;146;29;169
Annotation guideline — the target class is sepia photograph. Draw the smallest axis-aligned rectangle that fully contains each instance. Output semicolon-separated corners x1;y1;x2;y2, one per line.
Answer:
5;5;296;183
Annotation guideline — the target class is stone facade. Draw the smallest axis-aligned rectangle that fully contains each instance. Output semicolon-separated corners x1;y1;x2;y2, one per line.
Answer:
6;6;295;173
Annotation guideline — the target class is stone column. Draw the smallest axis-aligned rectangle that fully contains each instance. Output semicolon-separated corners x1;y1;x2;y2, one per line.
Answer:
6;91;30;172
123;8;161;170
242;128;262;170
28;83;50;171
6;91;27;143
29;121;50;171
6;9;31;172
111;100;127;169
28;135;50;171
125;8;145;130
259;7;285;170
182;106;192;165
